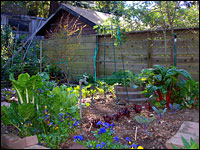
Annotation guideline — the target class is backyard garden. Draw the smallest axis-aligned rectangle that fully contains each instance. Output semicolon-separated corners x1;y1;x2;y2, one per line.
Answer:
1;1;199;149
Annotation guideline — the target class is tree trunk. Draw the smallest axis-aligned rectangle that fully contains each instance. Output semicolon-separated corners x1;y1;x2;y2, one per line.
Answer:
49;1;60;17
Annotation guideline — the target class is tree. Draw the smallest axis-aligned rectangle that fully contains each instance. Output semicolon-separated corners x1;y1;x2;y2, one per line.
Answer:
1;1;50;18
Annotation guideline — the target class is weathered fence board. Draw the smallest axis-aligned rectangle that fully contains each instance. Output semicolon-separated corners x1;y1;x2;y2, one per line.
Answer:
42;28;199;81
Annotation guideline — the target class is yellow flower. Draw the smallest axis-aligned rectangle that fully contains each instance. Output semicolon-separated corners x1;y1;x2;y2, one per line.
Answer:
141;77;146;81
55;126;59;130
131;147;135;149
137;146;144;149
129;141;132;145
44;106;47;109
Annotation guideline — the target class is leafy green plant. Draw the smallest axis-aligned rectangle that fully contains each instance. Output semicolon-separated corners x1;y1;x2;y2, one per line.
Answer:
180;79;199;109
141;65;193;109
9;73;42;105
171;136;199;149
1;102;37;137
47;85;79;115
134;115;155;136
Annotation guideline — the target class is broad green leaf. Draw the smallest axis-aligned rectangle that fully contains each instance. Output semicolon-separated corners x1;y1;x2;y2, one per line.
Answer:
18;73;30;86
153;74;162;82
51;86;60;95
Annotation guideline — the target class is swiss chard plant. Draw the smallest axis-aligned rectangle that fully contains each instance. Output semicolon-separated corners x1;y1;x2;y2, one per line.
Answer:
9;73;43;105
180;79;199;109
141;65;193;109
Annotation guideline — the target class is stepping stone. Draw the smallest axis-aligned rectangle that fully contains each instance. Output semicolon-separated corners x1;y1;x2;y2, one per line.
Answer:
24;145;49;149
68;143;87;149
166;121;199;149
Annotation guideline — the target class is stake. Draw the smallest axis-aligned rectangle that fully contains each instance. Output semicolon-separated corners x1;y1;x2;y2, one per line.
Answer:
89;122;93;131
135;127;138;141
79;80;82;119
40;40;42;73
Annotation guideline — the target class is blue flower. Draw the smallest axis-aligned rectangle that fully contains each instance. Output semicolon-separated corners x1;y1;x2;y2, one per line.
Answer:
88;144;93;148
97;120;101;126
110;122;114;129
101;142;107;148
48;122;53;127
129;144;137;149
98;127;106;134
103;122;110;128
125;137;132;145
114;136;119;142
59;113;63;117
96;144;102;149
74;135;83;142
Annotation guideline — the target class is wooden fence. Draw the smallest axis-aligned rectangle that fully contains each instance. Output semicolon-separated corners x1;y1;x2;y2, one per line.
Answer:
42;27;199;81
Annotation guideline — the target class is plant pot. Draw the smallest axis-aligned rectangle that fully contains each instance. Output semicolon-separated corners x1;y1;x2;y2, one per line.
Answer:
114;85;149;102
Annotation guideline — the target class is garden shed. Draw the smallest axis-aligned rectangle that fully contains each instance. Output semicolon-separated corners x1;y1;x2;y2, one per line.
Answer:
35;3;112;37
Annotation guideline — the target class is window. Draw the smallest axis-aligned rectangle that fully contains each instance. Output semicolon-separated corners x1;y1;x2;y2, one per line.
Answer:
8;19;29;32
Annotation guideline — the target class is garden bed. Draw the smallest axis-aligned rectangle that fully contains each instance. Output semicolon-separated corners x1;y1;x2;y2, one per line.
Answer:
60;93;199;149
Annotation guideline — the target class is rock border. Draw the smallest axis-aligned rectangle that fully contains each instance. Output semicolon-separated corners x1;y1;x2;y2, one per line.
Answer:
1;134;49;149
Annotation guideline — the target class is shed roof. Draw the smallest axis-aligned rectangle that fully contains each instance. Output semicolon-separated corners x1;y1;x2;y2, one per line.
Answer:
61;3;112;25
35;3;112;36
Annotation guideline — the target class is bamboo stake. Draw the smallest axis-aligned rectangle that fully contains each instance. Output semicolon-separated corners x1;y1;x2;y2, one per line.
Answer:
135;127;138;141
89;122;93;131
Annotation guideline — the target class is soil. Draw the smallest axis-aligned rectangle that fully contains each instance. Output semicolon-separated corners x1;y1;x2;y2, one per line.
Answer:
1;90;199;149
61;93;199;149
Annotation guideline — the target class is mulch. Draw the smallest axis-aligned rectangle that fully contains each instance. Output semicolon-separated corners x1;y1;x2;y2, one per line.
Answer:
61;93;199;149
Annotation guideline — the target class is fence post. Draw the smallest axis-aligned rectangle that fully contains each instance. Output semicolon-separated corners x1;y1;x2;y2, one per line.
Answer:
40;40;42;73
22;47;24;73
147;31;152;68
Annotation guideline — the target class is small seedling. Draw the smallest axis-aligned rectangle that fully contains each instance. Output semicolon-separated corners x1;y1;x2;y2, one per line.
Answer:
152;106;167;121
134;115;155;137
169;103;180;114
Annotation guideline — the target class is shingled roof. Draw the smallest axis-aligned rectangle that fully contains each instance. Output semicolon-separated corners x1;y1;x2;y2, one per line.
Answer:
35;3;112;36
61;3;112;25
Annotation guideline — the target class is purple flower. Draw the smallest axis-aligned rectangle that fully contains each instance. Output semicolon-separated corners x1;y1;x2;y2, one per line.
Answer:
74;135;83;142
